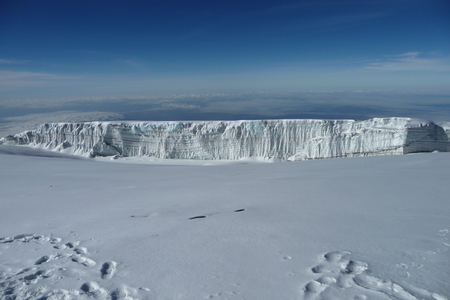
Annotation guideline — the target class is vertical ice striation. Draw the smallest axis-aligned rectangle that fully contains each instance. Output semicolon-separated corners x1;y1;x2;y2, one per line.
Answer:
1;118;449;160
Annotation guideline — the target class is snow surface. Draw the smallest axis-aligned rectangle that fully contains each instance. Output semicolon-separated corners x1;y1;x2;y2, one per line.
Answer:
1;118;449;161
0;145;449;300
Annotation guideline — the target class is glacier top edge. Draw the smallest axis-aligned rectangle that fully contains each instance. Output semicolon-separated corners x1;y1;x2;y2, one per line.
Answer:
0;117;441;139
23;116;424;127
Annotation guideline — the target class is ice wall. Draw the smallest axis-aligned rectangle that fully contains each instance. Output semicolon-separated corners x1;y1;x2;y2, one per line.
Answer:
1;118;449;160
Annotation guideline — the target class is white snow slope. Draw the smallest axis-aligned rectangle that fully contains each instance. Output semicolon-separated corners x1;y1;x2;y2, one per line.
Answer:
0;146;449;300
1;118;449;160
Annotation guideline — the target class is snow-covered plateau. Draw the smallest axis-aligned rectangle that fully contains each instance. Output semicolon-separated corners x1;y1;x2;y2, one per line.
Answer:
1;117;449;160
0;146;449;300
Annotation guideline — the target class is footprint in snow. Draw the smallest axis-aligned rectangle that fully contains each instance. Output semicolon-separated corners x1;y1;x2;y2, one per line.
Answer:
71;254;96;267
282;255;292;261
303;251;448;300
101;261;117;279
35;254;56;265
81;281;108;298
0;233;146;300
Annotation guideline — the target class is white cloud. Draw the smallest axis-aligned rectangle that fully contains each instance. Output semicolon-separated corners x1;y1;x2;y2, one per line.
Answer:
0;58;29;64
1;91;449;133
365;52;450;72
397;52;420;58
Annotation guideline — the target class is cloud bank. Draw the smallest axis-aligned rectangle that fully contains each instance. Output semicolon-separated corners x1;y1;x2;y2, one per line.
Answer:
1;90;450;138
365;52;450;72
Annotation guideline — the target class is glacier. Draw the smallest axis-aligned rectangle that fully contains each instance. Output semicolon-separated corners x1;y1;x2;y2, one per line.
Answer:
0;118;449;161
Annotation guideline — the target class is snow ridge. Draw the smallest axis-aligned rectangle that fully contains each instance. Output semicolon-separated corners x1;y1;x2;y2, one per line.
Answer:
1;118;449;160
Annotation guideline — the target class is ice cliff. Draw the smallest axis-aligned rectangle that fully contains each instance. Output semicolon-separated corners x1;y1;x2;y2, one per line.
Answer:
1;118;449;161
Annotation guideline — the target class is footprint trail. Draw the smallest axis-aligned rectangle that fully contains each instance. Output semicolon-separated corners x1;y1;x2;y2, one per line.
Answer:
303;251;448;300
0;233;149;300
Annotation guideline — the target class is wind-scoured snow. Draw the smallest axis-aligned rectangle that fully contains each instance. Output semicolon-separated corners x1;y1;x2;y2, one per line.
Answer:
1;118;449;160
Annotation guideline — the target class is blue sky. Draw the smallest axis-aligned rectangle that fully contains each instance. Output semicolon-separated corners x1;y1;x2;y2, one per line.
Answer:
0;0;450;130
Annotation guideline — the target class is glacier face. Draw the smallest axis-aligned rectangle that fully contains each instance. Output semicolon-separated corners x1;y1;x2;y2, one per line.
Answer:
1;118;449;161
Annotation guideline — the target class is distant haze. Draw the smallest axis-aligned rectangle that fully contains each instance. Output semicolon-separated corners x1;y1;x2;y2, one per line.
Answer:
1;91;450;138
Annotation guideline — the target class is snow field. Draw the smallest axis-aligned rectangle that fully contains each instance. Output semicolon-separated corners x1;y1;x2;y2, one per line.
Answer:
0;147;449;299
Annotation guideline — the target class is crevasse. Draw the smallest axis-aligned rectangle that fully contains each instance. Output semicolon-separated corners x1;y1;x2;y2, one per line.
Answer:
1;118;449;160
